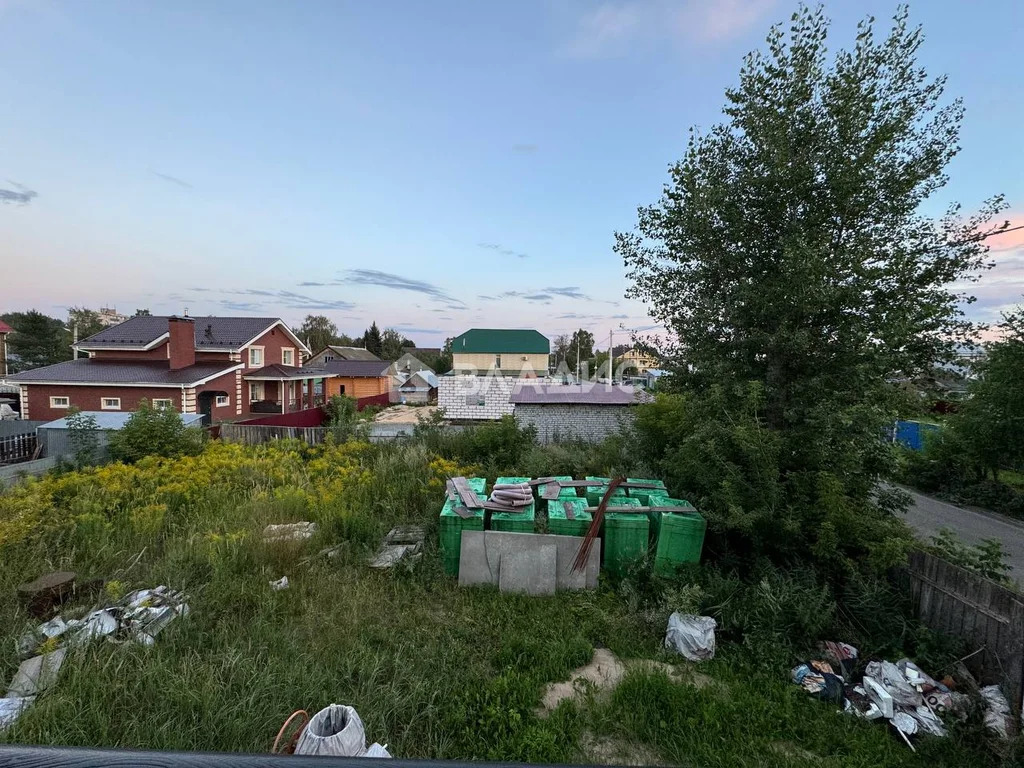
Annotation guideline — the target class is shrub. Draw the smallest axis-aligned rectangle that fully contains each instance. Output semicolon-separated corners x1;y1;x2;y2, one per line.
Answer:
65;407;100;468
107;400;206;463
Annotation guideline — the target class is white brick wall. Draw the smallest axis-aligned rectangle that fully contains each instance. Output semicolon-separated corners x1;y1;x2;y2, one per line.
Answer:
438;374;543;421
514;403;636;443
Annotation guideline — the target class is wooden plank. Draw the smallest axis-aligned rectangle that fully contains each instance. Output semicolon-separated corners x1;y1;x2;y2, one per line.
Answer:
450;477;483;509
563;500;576;521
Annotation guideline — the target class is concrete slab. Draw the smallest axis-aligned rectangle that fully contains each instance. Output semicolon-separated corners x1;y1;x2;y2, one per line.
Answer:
458;531;600;591
499;544;557;596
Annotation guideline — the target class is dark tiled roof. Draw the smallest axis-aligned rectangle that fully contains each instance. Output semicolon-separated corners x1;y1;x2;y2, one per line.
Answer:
79;316;285;350
317;360;391;377
323;346;381;361
510;384;652;405
452;328;549;355
7;359;239;385
243;364;328;379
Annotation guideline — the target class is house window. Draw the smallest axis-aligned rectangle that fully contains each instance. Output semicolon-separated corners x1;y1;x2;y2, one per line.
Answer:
282;348;295;366
495;354;502;369
248;347;264;367
152;398;173;409
49;396;70;409
324;355;334;362
215;395;230;407
249;382;264;402
100;397;121;410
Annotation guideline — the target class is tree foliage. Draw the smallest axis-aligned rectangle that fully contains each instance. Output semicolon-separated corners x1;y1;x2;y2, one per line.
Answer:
617;7;1007;575
67;307;104;342
65;408;100;468
297;314;340;355
363;322;383;358
108;400;206;464
565;329;594;371
618;6;1004;483
0;310;67;371
380;328;407;360
955;303;1024;480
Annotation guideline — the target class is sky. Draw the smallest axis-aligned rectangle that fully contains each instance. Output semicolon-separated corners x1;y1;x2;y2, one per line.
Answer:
2;0;1023;349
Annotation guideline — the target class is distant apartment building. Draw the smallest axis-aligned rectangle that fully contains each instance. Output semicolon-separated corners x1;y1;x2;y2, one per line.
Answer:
97;307;129;327
618;347;657;373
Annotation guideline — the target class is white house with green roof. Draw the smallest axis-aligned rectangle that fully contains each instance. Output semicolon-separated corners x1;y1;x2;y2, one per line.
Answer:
440;328;550;420
450;328;549;376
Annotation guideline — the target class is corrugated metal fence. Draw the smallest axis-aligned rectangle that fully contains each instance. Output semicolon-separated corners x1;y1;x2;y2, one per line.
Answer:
898;549;1024;711
0;420;44;438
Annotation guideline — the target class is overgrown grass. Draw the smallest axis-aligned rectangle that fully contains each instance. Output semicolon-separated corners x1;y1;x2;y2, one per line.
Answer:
0;435;1012;765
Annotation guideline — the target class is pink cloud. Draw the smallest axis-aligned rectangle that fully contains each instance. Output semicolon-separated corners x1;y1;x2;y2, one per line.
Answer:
984;214;1024;252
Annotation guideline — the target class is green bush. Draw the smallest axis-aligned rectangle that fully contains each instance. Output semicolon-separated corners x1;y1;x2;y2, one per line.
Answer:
107;400;207;463
632;388;912;579
415;414;538;475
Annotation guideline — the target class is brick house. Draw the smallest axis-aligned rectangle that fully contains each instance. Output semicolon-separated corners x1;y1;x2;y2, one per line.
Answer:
6;315;321;423
510;383;652;443
0;320;11;377
305;345;381;367
439;328;550;420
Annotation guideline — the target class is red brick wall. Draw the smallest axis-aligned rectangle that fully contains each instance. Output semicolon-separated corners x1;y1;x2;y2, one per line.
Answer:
195;369;241;419
169;317;196;370
24;384;181;422
243;326;300;370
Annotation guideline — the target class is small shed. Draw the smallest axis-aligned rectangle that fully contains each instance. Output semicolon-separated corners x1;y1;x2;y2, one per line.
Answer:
37;411;205;460
397;370;439;404
510;384;652;443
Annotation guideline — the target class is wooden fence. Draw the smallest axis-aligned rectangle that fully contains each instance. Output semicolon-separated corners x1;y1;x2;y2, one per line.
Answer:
900;549;1024;710
0;433;38;465
218;424;329;446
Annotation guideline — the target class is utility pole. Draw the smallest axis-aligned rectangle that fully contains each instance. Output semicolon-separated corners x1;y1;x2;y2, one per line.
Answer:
608;329;613;384
576;328;581;382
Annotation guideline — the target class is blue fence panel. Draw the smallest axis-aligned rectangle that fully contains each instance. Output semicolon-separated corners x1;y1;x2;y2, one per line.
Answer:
894;420;941;451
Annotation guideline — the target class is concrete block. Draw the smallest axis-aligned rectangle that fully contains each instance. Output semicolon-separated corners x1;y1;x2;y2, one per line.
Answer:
499;544;557;596
458;531;600;591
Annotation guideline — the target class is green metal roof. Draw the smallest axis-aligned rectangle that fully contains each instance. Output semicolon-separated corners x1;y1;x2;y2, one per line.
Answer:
452;328;550;355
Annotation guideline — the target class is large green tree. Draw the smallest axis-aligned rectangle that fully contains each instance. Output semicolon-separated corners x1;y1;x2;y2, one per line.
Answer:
619;6;1003;467
0;310;68;371
297;314;339;355
618;7;1005;572
566;329;594;373
363;322;383;358
380;328;406;360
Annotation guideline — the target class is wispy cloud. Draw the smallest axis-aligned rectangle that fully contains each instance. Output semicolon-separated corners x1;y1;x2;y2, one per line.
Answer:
150;169;193;189
211;288;355;311
512;143;539;153
564;0;775;58
0;181;37;205
221;300;264;313
298;281;328;287
393;324;444;334
344;269;465;307
477;242;529;258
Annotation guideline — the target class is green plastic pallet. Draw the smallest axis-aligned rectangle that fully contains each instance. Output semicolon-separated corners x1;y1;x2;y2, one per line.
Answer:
603;497;647;576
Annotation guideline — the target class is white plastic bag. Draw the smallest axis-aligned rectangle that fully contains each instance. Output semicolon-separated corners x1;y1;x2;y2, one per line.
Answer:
664;613;716;662
295;704;391;758
981;685;1012;739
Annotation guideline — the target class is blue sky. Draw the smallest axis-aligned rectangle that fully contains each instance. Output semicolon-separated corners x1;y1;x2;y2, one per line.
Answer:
2;0;1023;348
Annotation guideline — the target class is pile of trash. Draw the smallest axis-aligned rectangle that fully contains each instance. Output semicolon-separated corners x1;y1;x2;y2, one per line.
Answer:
791;642;1014;748
2;584;190;732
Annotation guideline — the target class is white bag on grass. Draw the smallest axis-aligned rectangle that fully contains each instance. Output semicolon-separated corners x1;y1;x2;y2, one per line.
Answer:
664;613;717;662
295;704;391;758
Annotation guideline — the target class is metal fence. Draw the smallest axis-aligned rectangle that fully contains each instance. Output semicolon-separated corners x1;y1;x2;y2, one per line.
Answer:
898;549;1024;710
0;419;44;438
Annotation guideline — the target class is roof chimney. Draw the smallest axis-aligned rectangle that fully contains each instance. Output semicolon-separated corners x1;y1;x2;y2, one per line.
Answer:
168;316;196;370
